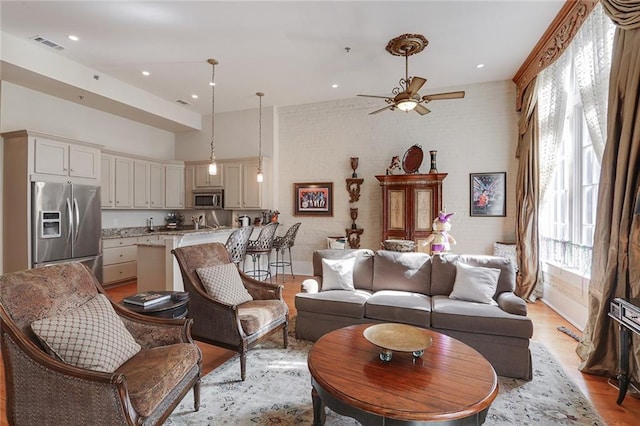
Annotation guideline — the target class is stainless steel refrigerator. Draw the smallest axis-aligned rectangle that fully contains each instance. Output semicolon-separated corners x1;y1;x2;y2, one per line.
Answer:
31;181;103;283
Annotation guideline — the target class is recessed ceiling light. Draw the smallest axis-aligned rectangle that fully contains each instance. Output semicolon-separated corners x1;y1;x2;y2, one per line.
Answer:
476;64;485;69
331;84;339;88
68;35;79;42
191;94;198;99
141;70;150;76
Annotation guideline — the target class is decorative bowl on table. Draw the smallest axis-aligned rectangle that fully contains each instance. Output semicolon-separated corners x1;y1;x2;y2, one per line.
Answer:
382;239;416;252
363;323;432;362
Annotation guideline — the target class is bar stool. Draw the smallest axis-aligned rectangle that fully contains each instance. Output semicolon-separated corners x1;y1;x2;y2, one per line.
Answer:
269;222;301;282
244;222;279;282
224;226;254;268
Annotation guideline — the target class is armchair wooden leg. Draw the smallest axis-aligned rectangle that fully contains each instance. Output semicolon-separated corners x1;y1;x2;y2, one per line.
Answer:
194;378;201;411
240;352;247;381
283;323;289;348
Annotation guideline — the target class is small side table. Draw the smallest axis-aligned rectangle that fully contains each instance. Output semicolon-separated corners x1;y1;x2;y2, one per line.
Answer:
608;297;640;404
122;291;189;319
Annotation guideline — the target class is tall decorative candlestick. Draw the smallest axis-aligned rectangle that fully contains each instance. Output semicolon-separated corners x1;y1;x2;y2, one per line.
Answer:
429;150;438;174
350;208;358;229
350;157;359;178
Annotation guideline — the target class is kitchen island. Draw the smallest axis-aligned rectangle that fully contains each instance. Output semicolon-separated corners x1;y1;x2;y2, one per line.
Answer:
136;227;235;293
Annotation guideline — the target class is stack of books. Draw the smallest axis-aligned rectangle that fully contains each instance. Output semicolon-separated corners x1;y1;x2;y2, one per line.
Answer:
123;292;171;307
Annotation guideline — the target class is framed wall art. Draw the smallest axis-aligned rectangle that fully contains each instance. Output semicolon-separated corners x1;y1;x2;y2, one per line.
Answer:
294;182;333;216
470;172;506;217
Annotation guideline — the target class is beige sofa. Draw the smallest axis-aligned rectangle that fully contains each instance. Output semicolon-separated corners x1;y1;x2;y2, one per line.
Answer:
295;249;533;380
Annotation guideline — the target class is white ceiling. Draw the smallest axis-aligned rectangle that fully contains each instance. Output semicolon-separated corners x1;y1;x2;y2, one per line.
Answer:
1;1;564;116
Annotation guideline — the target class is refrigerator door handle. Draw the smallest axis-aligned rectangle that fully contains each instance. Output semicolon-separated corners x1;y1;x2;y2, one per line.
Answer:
66;198;73;244
73;198;80;243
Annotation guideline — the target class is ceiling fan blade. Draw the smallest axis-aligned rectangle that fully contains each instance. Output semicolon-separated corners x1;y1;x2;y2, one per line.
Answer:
422;91;465;101
406;77;426;96
369;105;394;115
358;94;393;100
414;104;431;115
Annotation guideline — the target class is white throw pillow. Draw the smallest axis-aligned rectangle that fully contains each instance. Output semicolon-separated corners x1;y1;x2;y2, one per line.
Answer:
197;263;253;305
449;262;500;305
31;294;141;373
321;257;356;291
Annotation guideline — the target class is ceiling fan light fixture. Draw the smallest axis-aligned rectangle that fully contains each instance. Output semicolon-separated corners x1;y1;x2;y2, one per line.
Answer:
397;99;418;111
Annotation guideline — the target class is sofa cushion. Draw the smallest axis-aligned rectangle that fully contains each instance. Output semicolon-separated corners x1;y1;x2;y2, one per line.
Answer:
431;295;533;339
372;250;431;294
116;343;200;417
295;290;371;319
196;263;253;306
237;299;288;336
31;294;141;373
431;254;515;296
313;249;374;291
449;262;500;305
365;290;431;327
321;257;356;291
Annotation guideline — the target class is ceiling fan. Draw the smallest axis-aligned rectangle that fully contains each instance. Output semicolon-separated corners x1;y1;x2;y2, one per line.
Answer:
358;33;465;116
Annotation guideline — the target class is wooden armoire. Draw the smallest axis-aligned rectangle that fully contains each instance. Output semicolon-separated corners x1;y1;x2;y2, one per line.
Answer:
375;173;447;253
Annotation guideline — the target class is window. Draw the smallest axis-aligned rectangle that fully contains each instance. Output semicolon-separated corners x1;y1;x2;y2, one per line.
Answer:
540;60;602;275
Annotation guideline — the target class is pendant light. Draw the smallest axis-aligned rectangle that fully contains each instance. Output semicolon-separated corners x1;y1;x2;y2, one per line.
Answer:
256;91;264;183
207;58;218;175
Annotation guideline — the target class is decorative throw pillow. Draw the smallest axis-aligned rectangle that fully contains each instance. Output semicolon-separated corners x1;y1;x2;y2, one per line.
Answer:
196;263;253;305
449;262;500;305
321;257;356;291
31;294;141;373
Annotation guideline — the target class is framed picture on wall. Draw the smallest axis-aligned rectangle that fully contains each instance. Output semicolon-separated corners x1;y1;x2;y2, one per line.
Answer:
470;172;506;217
294;182;333;216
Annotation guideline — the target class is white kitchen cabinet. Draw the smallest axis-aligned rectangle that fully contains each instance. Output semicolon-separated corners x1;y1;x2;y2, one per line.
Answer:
102;237;139;285
34;137;100;179
184;165;194;209
114;157;134;208
223;158;271;210
149;163;165;208
195;163;224;188
100;155;115;208
165;164;185;208
133;161;150;208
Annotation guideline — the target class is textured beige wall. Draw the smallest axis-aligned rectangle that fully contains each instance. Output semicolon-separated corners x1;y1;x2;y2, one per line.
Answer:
276;80;519;273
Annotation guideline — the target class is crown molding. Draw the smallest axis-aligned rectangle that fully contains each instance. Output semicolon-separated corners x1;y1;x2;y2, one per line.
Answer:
512;0;599;111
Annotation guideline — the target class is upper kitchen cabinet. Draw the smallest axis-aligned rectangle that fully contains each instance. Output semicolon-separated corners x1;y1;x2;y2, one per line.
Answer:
34;137;100;180
223;158;271;210
114;156;134;208
165;164;185;209
194;162;224;188
100;154;115;208
133;161;165;209
184;164;194;209
2;130;102;185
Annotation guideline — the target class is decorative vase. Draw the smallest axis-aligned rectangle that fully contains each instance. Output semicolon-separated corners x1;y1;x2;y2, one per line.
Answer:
429;150;438;174
350;207;358;229
350;157;359;178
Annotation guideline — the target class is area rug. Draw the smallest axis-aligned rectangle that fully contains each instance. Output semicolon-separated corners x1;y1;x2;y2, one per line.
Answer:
167;331;606;425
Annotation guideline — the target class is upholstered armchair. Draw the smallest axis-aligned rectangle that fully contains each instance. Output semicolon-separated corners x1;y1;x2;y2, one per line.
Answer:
0;262;201;426
172;242;288;381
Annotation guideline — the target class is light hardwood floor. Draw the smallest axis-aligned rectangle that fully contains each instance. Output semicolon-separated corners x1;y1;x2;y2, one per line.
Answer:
2;275;639;425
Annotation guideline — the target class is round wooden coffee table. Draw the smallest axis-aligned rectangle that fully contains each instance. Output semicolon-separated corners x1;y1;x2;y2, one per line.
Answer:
307;324;498;425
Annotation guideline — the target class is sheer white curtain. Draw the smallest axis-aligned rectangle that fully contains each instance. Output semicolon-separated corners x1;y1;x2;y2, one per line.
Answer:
573;3;616;163
537;52;570;198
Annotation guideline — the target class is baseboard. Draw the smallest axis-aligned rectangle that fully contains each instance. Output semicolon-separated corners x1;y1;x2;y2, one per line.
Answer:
541;283;587;331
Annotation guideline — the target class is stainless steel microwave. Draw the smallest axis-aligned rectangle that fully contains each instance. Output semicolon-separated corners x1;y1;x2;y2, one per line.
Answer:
193;190;224;209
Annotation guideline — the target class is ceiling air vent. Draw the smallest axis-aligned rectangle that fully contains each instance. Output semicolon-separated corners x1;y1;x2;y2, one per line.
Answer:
176;100;190;105
31;35;65;51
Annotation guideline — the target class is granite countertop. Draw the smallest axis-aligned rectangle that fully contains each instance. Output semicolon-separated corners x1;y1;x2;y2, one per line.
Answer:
102;226;232;239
